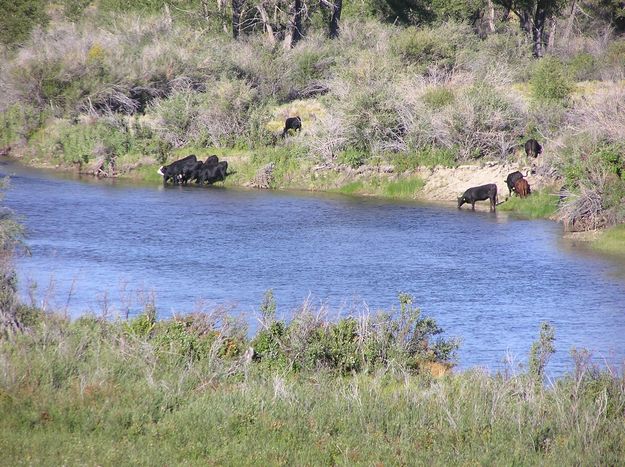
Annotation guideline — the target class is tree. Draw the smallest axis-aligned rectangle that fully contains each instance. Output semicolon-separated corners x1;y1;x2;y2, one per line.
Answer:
320;0;342;38
495;0;569;57
232;0;246;38
283;0;304;48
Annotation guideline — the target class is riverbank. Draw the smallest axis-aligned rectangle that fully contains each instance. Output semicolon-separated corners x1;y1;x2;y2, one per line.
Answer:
1;306;624;465
10;146;625;260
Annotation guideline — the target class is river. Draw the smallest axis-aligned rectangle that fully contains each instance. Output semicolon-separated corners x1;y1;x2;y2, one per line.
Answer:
3;160;625;375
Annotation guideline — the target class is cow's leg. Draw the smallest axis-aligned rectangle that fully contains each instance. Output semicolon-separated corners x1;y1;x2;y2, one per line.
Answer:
471;201;475;210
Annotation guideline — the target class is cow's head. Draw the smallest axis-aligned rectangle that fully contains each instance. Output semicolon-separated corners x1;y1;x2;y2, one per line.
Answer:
457;196;465;208
157;166;164;176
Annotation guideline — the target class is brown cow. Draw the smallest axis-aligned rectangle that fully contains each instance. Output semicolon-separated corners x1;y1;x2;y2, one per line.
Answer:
514;178;531;198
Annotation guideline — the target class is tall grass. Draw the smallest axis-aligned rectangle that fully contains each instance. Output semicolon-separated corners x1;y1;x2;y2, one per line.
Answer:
499;190;560;219
591;224;625;257
0;306;623;465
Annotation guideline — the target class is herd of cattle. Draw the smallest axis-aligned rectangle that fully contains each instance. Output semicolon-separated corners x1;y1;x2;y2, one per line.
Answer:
457;139;541;211
157;120;541;214
157;116;306;186
158;154;228;185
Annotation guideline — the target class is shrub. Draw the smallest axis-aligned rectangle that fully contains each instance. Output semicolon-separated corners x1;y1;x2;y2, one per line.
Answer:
191;79;259;148
415;146;456;167
566;52;597;81
392;22;473;73
528;322;555;380
337;149;366;168
422;87;455;109
329;79;404;154
124;304;157;338
250;293;458;374
0;0;48;47
499;190;559;219
381;177;424;198
53;118;134;164
530;57;573;101
602;40;625;79
0;103;43;145
444;82;525;160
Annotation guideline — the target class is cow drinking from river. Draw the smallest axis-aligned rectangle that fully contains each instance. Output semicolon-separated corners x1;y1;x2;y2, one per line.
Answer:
458;183;498;211
158;155;198;185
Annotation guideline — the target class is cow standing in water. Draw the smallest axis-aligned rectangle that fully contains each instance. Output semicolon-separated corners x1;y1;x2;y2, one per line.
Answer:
158;154;198;185
525;139;542;159
458;184;498;211
281;116;302;137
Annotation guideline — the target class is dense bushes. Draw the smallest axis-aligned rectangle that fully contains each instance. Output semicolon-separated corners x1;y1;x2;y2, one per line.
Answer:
1;5;625;231
251;291;458;374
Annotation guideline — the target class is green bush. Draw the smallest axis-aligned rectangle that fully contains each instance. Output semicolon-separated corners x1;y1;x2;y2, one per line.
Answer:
446;82;524;160
381;177;425;198
124;305;156;338
422;87;455;109
603;40;625;70
53;119;134;164
566;53;597;81
337;149;366;168
0;0;48;47
334;83;402;153
249;293;457;374
392;22;475;73
0;104;43;146
530;57;573;101
415;146;456;167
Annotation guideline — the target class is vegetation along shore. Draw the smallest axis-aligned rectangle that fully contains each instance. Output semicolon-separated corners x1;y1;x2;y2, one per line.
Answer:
1;1;625;463
1;0;625;253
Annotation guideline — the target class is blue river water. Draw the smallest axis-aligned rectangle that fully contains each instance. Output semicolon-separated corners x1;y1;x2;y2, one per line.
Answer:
2;160;625;375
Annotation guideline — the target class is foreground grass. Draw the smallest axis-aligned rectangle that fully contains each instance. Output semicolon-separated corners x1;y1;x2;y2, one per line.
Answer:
0;309;623;465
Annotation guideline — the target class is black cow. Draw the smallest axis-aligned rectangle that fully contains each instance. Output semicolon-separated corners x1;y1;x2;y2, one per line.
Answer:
458;183;498;211
191;155;219;184
525;139;542;158
204;155;219;166
197;160;228;185
282;116;302;137
505;171;525;197
158;155;198;184
179;160;204;185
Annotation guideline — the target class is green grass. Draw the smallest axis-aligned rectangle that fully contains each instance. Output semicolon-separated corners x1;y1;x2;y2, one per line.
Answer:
591;224;625;257
0;309;624;465
337;180;365;195
381;177;425;198
335;176;425;200
499;190;559;219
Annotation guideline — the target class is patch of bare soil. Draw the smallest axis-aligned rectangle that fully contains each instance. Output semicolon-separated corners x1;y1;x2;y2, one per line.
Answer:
414;160;556;204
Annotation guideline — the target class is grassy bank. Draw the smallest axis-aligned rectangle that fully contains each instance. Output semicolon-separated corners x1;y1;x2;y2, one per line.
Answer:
591;224;625;257
0;304;624;465
498;189;560;219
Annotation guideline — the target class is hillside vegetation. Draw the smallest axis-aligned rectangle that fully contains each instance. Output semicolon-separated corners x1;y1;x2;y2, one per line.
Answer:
1;0;625;232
